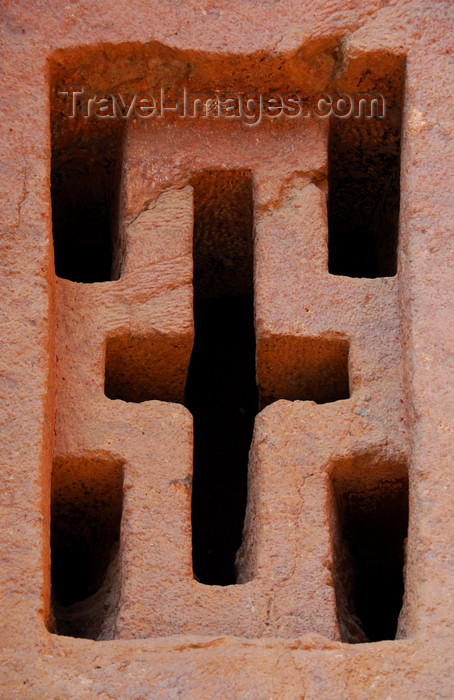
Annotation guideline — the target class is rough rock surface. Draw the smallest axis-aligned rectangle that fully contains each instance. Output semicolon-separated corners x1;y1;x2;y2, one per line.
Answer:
1;0;454;697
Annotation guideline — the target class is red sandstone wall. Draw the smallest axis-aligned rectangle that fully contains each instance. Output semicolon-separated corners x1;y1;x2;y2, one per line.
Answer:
1;1;454;697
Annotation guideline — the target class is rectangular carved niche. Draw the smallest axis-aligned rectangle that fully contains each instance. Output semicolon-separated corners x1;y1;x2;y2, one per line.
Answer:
330;454;408;643
258;336;350;408
105;334;188;404
49;456;124;640
327;54;405;277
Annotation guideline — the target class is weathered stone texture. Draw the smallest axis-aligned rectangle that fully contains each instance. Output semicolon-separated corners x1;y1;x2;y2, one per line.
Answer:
1;0;454;697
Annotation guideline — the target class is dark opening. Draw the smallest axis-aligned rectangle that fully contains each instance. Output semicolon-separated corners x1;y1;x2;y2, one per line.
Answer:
258;336;350;408
328;104;403;278
51;128;123;283
105;334;190;404
186;170;258;586
331;456;408;643
50;456;123;639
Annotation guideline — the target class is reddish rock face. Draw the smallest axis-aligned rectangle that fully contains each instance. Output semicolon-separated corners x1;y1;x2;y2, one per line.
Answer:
1;1;454;697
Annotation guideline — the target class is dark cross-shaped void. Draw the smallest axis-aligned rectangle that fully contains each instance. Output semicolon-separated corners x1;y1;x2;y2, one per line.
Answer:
187;170;351;586
99;168;406;647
